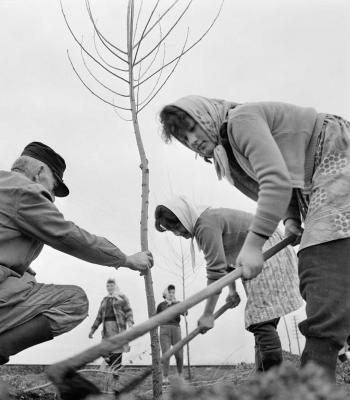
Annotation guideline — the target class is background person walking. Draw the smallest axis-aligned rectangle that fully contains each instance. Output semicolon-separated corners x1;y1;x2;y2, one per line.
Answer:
89;278;134;379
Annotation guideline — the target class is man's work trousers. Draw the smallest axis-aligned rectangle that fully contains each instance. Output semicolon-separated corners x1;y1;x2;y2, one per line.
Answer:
0;271;88;336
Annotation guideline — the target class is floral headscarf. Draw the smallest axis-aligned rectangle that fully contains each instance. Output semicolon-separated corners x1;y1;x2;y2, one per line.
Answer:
171;95;239;185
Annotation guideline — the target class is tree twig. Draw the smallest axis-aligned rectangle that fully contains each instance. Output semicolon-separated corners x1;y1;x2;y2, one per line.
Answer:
136;0;224;88
67;51;131;111
137;41;166;107
138;28;188;112
134;0;192;66
92;29;129;72
61;0;130;84
132;0;160;67
85;0;128;56
112;99;133;121
133;0;180;48
137;17;164;81
81;41;130;97
133;0;144;43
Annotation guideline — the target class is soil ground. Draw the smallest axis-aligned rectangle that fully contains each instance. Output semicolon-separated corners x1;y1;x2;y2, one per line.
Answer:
1;352;350;399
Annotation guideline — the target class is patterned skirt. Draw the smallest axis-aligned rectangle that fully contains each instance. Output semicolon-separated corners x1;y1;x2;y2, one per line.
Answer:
297;115;350;250
243;230;303;328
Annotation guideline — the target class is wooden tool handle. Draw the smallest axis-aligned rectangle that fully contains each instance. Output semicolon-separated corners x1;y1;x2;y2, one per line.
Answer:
161;234;297;362
47;235;295;382
162;300;234;361
263;234;296;261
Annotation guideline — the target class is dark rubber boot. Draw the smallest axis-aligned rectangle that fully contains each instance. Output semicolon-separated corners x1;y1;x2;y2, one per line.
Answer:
0;315;53;364
301;337;339;381
261;349;283;371
255;347;283;372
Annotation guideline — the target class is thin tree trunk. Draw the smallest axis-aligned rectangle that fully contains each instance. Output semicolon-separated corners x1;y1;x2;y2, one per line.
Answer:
127;2;162;398
180;241;192;381
183;315;191;380
293;316;301;356
282;316;292;354
61;2;225;397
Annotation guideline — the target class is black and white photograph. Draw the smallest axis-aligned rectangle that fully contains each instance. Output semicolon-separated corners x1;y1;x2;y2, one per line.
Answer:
0;0;349;399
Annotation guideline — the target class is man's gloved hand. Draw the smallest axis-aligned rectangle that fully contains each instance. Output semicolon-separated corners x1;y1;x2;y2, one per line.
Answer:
125;251;154;275
225;291;241;308
198;313;215;334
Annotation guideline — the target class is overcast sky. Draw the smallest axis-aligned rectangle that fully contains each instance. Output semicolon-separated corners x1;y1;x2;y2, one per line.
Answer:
0;0;349;365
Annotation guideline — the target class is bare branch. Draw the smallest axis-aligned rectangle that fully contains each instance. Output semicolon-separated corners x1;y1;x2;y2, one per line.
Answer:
136;63;142;112
85;0;130;67
80;43;130;98
133;0;144;43
85;0;128;56
137;29;188;112
60;0;130;84
92;29;128;72
112;99;133;121
136;0;224;87
67;51;131;111
134;0;192;66
133;0;180;48
137;14;164;81
132;0;160;67
137;41;166;106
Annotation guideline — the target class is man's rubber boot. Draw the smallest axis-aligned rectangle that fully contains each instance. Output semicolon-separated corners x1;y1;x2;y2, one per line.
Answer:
301;337;339;382
0;314;53;364
255;347;283;372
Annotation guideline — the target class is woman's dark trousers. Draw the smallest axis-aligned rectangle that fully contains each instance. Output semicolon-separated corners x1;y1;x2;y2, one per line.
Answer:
298;238;350;381
248;317;282;372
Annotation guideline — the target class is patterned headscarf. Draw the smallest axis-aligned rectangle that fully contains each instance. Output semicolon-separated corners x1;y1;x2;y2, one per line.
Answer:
161;195;210;269
171;95;239;185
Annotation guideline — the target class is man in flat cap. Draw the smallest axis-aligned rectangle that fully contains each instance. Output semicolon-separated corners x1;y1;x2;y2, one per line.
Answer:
0;142;154;363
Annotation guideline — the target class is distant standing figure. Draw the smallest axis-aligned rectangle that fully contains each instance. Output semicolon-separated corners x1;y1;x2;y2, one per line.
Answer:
89;279;134;378
157;284;184;384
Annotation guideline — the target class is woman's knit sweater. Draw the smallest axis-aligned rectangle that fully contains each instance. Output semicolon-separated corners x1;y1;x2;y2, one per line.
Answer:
225;102;325;237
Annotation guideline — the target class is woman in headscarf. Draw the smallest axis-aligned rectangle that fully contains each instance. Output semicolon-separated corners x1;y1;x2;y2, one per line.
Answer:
158;96;350;379
156;284;184;384
155;195;302;373
89;278;134;378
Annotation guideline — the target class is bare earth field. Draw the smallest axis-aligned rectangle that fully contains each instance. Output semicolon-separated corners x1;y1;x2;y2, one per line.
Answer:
1;352;350;399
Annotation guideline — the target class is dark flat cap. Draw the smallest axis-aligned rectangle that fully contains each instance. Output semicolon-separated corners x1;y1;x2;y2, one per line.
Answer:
21;142;69;197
